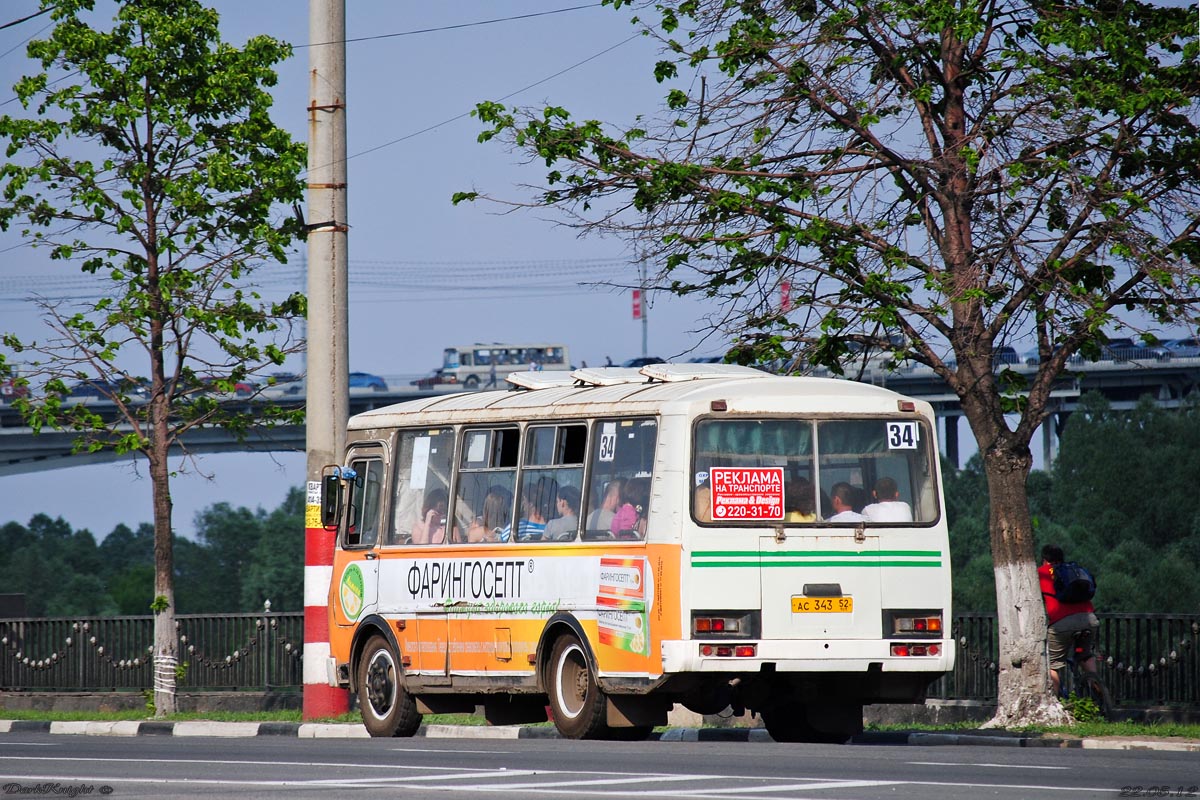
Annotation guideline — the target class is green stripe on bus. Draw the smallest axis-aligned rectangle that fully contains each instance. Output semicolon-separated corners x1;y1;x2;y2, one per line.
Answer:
693;560;942;568
693;550;942;557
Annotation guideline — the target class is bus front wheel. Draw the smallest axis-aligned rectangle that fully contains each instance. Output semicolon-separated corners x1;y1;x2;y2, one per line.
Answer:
357;635;422;737
547;635;607;739
464;375;479;389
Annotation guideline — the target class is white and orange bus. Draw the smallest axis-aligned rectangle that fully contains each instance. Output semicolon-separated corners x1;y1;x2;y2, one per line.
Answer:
321;363;953;741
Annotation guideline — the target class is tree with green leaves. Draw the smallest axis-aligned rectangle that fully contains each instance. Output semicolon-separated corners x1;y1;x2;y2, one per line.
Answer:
0;0;306;714
461;0;1200;725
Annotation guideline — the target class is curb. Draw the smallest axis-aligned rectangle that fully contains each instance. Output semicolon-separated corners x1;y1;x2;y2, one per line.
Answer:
0;720;1195;751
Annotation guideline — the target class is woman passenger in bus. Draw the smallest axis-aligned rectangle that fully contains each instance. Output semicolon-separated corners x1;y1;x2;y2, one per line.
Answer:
785;478;817;523
410;488;448;544
611;477;650;539
467;485;513;543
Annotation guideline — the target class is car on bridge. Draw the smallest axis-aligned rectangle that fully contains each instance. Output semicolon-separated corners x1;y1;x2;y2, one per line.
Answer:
349;371;388;392
1;377;27;404
1164;337;1200;359
620;356;666;368
1096;337;1171;362
67;378;150;403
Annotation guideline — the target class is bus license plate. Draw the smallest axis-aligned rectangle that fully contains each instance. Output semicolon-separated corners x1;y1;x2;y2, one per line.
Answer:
791;596;853;613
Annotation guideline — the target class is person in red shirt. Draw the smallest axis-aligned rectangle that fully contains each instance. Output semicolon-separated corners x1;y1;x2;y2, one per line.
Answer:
1039;544;1099;696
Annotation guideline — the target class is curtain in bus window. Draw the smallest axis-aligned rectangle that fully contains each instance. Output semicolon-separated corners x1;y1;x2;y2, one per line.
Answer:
692;419;816;525
457;427;519;543
815;419;937;524
346;458;384;547
392;429;455;545
583;418;657;541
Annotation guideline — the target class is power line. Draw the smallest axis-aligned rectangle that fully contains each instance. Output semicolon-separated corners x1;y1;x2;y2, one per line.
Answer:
0;5;52;33
339;32;640;166
299;4;602;48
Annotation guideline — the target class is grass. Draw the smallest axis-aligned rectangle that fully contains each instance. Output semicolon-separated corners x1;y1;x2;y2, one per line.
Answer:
2;709;1196;739
866;720;1200;739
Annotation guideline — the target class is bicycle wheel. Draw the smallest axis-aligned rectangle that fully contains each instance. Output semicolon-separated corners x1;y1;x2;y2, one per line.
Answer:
1079;670;1114;721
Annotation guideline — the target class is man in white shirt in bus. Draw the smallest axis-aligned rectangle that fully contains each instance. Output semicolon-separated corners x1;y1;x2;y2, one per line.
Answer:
861;476;913;522
826;482;865;523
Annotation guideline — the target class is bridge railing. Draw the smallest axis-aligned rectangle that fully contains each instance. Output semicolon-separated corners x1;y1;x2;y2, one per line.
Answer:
2;611;1196;705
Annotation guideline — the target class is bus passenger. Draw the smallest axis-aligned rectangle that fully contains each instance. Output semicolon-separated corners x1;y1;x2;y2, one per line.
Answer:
544;485;581;541
586;477;624;532
500;477;557;542
611;477;650;538
785;478;817;522
411;488;448;544
467;485;512;543
861;476;912;522
826;482;865;523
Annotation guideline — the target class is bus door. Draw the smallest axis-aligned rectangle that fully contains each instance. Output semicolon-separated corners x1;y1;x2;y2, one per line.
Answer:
331;448;385;630
387;427;457;681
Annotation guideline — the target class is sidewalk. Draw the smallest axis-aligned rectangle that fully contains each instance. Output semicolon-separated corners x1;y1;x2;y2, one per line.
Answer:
1;719;1197;751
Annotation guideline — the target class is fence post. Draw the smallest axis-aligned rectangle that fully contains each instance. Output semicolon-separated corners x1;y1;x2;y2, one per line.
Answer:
263;600;272;693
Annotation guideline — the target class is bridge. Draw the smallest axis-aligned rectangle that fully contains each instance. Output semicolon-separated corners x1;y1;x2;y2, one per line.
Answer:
1;359;1198;476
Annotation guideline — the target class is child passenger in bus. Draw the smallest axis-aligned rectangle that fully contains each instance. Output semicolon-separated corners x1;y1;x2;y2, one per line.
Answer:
611;477;650;539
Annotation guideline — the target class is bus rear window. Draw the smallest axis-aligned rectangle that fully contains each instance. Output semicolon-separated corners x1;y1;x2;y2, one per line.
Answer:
693;417;938;525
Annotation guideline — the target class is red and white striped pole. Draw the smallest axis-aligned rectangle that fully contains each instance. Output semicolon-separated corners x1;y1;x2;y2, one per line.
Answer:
303;482;347;718
303;0;350;720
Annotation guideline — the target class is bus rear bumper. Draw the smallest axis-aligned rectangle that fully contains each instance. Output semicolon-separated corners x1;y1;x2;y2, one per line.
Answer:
661;639;955;674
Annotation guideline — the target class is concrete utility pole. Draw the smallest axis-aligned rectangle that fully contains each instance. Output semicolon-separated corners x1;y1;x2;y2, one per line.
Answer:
302;0;350;720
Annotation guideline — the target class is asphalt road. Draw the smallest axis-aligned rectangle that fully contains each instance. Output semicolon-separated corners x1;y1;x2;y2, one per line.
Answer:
1;731;1197;800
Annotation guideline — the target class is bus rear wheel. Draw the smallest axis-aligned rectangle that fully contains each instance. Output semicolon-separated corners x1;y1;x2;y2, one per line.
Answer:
357;635;422;737
762;702;860;744
547;635;607;739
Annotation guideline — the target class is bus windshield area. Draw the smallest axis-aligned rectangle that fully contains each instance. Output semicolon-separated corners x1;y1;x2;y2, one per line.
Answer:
692;417;938;525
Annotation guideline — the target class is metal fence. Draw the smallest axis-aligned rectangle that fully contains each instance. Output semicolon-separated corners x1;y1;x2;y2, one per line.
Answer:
929;613;1200;706
0;611;303;692
1;611;1197;706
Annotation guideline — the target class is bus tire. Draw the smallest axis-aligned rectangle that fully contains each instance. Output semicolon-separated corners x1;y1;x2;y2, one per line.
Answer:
464;375;479;389
762;702;858;744
546;634;607;739
357;635;422;737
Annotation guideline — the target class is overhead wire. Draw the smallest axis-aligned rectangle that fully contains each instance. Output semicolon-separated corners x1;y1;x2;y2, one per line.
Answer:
0;4;647;305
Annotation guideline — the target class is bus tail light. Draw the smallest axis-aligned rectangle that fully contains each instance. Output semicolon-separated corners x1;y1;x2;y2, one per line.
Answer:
692;610;758;638
699;643;758;658
885;610;943;638
891;643;941;657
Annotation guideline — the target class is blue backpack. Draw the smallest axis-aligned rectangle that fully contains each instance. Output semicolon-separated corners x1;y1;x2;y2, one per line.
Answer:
1052;561;1096;604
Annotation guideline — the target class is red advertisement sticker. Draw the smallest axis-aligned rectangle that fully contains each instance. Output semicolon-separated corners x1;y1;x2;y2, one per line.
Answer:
710;467;785;520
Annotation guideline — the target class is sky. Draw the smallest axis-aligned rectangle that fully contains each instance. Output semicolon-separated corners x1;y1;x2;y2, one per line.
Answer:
0;1;732;539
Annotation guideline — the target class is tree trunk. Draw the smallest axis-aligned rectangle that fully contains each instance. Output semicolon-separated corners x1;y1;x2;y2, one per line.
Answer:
976;435;1071;728
150;404;176;717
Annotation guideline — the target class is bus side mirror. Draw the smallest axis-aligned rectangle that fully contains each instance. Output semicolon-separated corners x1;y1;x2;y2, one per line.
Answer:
321;471;343;530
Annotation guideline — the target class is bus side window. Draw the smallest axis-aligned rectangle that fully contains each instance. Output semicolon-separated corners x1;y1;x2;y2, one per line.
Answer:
584;417;657;541
456;427;519;543
522;424;587;543
392;429;455;545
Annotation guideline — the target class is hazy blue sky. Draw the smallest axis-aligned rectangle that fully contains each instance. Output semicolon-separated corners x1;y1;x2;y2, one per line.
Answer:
0;1;727;538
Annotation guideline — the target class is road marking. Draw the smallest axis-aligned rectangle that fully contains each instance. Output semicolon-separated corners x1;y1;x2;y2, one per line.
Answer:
908;761;1070;770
